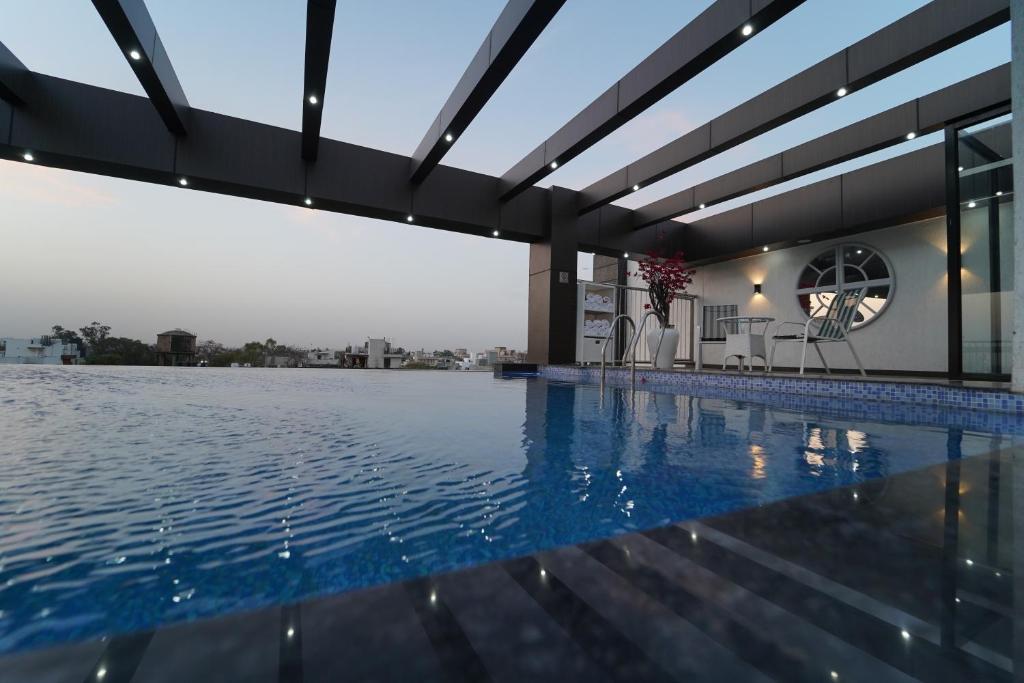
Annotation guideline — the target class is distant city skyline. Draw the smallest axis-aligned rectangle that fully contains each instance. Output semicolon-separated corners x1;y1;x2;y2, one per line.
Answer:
0;1;1009;349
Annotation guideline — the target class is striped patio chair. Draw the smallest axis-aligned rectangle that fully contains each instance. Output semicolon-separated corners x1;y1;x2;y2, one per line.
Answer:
768;288;867;376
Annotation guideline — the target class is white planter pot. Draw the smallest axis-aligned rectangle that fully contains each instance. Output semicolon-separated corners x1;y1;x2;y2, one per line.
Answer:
646;326;679;370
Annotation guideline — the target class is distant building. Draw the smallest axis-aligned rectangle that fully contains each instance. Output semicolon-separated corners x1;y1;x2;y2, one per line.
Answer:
453;348;469;360
368;338;404;369
306;349;340;368
156;329;197;366
265;355;296;368
344;338;404;368
0;336;80;365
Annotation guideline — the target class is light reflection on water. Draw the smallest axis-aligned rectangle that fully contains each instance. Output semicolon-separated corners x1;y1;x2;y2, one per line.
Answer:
0;365;1018;653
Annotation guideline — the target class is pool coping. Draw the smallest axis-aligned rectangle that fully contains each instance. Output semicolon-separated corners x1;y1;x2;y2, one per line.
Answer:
539;365;1024;415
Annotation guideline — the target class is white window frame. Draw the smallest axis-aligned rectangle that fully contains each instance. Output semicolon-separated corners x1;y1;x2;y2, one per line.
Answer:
795;243;895;330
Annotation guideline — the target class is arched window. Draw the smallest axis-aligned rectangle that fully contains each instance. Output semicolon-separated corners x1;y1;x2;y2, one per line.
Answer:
796;244;893;328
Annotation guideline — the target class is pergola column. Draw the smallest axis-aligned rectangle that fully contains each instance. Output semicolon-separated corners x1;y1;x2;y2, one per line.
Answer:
527;187;578;365
1012;0;1024;391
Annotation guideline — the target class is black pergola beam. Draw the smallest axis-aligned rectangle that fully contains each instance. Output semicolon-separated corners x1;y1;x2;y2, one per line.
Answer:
579;0;1010;215
577;144;946;262
302;0;337;162
410;0;566;183
0;40;29;106
498;0;805;201
92;0;190;135
632;64;1011;229
0;73;549;242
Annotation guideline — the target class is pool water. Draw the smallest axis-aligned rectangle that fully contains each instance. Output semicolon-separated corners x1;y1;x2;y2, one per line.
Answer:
0;366;1019;653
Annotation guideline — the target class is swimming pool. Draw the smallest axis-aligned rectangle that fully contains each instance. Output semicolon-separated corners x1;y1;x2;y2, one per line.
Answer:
0;365;1019;654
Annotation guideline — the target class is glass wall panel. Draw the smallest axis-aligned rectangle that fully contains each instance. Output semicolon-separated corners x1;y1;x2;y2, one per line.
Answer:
958;115;1013;376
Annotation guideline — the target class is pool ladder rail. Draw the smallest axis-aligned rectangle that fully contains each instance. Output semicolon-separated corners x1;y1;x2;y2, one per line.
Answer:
599;311;669;394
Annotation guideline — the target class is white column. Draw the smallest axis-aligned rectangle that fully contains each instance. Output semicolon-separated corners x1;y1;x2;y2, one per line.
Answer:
1012;0;1024;391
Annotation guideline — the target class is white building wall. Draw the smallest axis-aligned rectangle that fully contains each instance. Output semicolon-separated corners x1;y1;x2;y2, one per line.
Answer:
0;338;80;365
628;217;948;373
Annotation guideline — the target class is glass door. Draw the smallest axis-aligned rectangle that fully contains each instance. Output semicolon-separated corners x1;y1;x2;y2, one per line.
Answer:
948;112;1014;380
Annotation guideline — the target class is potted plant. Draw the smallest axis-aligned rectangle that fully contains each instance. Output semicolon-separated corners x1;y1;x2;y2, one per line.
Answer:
633;246;695;369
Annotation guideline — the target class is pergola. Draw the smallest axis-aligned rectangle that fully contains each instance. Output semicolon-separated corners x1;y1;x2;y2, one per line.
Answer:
0;0;1014;365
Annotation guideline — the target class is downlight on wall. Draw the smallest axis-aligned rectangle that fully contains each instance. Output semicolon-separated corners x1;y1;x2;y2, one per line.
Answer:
753;283;763;295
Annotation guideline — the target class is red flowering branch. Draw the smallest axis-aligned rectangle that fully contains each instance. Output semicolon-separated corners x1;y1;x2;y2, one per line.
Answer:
630;243;695;328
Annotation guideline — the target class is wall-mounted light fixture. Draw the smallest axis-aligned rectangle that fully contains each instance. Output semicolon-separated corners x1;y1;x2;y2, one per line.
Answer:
753;283;763;295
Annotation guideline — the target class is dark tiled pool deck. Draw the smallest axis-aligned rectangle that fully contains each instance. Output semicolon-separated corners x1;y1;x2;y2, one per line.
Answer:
3;449;1018;682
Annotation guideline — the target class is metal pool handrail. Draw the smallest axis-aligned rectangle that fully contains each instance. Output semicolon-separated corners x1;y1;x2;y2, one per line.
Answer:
625;311;666;391
599;314;636;392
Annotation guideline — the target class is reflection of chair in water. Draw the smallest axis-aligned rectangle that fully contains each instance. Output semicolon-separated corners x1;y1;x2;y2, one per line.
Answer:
769;288;867;375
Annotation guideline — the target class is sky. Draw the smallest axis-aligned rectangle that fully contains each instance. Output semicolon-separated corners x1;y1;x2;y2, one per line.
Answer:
0;1;1010;352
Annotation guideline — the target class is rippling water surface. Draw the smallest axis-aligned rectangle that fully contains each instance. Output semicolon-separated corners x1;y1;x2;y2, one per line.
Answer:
0;365;1019;653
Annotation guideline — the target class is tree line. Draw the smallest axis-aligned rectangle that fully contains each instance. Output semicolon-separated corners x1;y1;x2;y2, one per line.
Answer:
50;324;300;367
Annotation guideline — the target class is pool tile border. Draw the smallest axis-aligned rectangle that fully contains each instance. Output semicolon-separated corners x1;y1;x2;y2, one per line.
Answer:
540;365;1024;415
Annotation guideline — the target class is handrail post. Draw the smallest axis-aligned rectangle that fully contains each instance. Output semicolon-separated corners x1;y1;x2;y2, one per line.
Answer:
600;314;635;393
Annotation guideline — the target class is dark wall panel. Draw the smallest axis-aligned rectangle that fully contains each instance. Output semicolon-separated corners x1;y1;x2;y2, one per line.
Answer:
711;52;846;149
412;165;500;235
752;176;842;245
918;62;1010;129
0;99;11;145
176;110;305;198
501;186;548;239
632;187;695;228
309;140;413;221
846;0;1009;86
841;144;945;229
545;85;620;165
625;123;711;189
680;206;753;262
695;154;782;207
782;102;917;176
9;75;174;177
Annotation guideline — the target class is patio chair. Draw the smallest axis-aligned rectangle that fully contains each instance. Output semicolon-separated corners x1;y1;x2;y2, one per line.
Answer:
768;288;867;376
695;304;737;370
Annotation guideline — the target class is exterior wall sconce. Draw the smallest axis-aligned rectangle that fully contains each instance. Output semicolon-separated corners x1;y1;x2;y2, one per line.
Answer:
753;283;762;295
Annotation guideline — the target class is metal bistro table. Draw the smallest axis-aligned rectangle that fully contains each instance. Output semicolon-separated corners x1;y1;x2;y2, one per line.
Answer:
716;316;774;372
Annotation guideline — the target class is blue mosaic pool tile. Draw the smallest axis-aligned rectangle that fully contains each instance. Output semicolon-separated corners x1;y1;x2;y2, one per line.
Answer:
540;366;1024;416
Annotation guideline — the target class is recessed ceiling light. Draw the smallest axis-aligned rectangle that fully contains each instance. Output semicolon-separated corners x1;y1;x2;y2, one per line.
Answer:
856;249;863;254
957;166;964;172
623;252;629;258
901;630;911;640
906;132;916;140
996;191;1003;196
968;201;976;208
836;87;847;97
741;24;754;36
492;230;499;237
699;203;706;209
406;215;414;222
178;177;188;186
21;152;34;162
550;161;558;170
304;197;313;206
632;184;640;192
128;49;142;61
308;95;318;105
966;558;974;566
762;246;769;252
444;133;454;143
